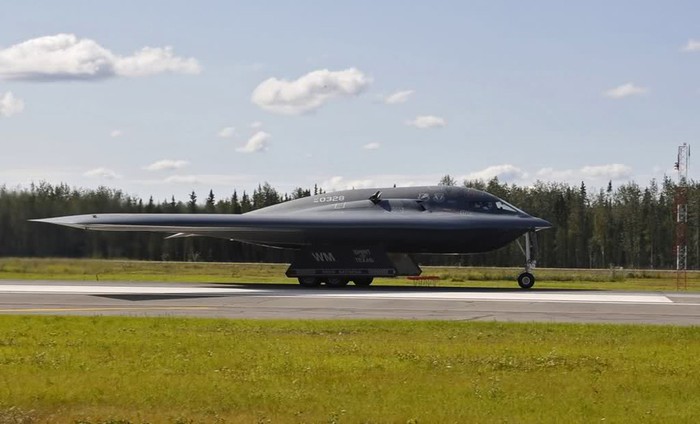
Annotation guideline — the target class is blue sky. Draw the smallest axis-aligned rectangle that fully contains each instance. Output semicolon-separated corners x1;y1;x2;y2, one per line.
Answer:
1;1;699;202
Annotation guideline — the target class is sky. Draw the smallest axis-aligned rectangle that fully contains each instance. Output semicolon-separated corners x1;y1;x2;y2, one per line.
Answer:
1;0;699;202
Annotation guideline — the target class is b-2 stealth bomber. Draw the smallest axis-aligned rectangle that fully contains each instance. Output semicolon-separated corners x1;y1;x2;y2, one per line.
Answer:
34;185;552;289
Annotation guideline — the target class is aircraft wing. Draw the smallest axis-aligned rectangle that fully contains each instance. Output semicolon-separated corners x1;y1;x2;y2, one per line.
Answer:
32;210;550;252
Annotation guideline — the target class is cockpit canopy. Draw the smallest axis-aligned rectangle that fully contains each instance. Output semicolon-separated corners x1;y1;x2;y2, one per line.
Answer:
465;199;524;215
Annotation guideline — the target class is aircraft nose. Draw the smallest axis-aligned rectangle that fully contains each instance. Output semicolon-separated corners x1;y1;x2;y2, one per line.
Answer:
529;217;553;230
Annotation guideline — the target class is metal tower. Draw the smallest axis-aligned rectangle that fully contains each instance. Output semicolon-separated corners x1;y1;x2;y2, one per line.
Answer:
674;143;690;290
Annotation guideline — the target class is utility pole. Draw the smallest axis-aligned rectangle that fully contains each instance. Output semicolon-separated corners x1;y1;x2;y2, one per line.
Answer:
674;143;690;290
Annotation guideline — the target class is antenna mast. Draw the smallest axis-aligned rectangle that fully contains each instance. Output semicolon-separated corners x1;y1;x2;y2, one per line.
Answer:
674;143;690;290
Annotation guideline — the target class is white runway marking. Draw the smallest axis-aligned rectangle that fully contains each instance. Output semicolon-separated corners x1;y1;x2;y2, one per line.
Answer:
306;292;674;304
0;284;260;295
0;283;673;304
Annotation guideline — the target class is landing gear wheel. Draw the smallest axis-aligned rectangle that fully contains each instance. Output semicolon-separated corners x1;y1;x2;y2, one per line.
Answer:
517;272;535;289
352;277;373;287
325;277;349;288
298;277;321;287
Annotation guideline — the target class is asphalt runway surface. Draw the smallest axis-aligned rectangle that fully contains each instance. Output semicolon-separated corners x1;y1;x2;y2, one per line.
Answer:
0;280;699;325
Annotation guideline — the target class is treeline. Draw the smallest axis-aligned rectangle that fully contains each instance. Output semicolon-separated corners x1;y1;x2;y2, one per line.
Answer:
0;182;319;264
0;177;697;269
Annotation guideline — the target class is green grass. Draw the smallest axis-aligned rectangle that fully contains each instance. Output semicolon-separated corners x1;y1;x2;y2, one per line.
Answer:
0;317;698;423
1;257;699;291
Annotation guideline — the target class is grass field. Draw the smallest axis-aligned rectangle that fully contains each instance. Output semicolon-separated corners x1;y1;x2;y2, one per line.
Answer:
0;316;698;423
0;257;699;291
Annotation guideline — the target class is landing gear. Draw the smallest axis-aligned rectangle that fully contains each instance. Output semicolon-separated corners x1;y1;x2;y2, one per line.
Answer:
352;277;374;287
326;277;349;287
516;231;538;289
297;276;372;287
298;277;322;287
517;272;535;289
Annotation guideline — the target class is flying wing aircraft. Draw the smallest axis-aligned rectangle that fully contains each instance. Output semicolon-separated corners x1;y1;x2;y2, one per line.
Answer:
33;185;552;289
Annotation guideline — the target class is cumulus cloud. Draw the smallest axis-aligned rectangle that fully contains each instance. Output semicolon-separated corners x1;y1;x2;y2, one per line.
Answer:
237;131;270;153
217;126;236;138
462;164;528;183
0;34;201;81
160;174;252;185
0;91;24;117
113;46;201;77
604;83;648;99
363;142;381;150
109;129;122;138
681;39;700;52
535;168;574;180
251;68;370;115
384;89;414;104
319;174;442;192
83;167;121;179
164;175;201;184
580;164;632;179
144;159;189;171
406;115;447;129
321;176;376;191
536;163;632;181
250;121;263;129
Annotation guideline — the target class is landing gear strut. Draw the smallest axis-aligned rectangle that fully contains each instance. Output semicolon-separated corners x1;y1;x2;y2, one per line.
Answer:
516;231;537;289
325;277;349;287
298;277;322;287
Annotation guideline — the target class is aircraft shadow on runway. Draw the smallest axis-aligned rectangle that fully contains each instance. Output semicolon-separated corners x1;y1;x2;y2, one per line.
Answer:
201;283;600;293
90;283;599;302
94;294;230;301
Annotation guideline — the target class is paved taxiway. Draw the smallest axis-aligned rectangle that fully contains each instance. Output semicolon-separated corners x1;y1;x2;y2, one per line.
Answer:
0;280;698;325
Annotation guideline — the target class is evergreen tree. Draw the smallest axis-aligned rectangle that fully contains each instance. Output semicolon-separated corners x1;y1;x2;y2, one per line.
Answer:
240;191;252;213
438;174;457;186
188;191;198;213
232;190;242;214
205;189;216;213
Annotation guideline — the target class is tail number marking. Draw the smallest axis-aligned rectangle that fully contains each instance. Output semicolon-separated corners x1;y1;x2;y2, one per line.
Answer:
311;252;337;262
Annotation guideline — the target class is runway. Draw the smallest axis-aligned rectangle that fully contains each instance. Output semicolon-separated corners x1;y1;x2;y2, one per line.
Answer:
0;280;699;325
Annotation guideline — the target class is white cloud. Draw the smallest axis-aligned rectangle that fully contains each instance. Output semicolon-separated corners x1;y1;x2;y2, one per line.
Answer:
406;115;447;129
536;163;632;182
251;68;370;115
604;83;648;99
321;176;376;191
164;175;201;184
114;46;201;77
144;159;189;171
0;34;201;81
535;167;574;181
462;164;528;182
250;121;263;129
236;131;270;153
109;129;122;138
681;39;700;52
384;89;414;104
318;174;443;192
217;126;236;138
160;174;251;185
580;164;632;179
83;167;121;179
0;91;24;117
363;142;381;150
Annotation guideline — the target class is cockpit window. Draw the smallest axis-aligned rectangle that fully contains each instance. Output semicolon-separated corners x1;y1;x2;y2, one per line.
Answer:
467;200;523;215
495;201;519;214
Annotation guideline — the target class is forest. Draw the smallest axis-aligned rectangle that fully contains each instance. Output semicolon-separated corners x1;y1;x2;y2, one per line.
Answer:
0;176;697;270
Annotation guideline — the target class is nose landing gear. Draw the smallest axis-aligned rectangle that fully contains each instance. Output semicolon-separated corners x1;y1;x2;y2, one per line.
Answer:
516;231;538;289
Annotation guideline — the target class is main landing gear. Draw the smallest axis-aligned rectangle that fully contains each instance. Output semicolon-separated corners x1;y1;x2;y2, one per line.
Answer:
297;277;374;287
516;231;538;289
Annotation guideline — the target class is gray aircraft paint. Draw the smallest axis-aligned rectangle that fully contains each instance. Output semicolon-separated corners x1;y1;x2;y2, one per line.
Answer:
33;186;552;287
34;186;551;254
